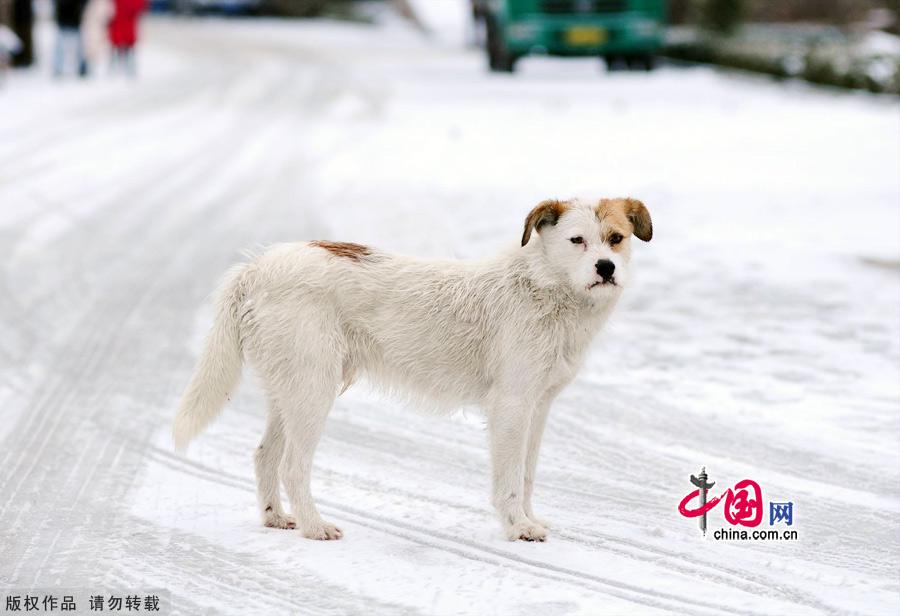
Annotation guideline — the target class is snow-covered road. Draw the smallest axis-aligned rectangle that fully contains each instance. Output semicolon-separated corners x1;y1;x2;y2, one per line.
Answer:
1;7;899;615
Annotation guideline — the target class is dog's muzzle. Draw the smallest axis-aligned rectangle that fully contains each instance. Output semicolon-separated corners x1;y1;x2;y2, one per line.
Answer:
594;259;616;286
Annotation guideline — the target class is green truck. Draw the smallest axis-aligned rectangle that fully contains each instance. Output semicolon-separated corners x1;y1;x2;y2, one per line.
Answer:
477;0;666;72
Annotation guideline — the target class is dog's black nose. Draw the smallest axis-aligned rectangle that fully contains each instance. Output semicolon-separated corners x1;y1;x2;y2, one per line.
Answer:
595;259;615;281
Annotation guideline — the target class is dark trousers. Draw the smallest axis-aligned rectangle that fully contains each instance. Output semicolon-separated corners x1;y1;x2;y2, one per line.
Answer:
12;0;32;66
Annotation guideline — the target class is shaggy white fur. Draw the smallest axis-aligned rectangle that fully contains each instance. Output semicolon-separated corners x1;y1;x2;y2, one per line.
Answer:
173;197;652;541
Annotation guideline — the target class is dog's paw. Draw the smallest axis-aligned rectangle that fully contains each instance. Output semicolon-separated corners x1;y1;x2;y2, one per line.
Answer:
263;512;296;530
506;521;548;542
302;520;343;541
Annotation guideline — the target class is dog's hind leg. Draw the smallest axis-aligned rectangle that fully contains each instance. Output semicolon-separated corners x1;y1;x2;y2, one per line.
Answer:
280;378;342;540
255;404;294;529
266;326;344;541
250;303;344;540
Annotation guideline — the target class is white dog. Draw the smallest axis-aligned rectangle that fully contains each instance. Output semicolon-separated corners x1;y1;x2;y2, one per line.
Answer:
173;197;652;541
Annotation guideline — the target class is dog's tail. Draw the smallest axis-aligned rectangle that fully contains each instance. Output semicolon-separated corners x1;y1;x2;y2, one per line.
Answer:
173;265;248;452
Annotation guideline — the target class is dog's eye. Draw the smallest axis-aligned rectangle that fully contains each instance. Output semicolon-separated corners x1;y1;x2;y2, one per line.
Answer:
609;233;624;246
570;236;584;244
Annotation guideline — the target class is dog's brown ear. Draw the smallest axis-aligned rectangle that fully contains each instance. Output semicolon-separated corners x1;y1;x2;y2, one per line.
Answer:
522;199;567;246
624;198;652;242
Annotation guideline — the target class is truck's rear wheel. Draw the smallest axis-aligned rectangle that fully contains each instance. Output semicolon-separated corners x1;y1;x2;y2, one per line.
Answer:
627;54;657;71
604;54;627;71
607;54;657;72
486;15;516;72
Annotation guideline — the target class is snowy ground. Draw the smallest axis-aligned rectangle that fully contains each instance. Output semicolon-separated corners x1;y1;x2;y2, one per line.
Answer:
1;3;899;615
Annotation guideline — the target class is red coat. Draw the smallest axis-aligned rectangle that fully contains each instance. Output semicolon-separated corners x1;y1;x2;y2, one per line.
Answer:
108;0;147;47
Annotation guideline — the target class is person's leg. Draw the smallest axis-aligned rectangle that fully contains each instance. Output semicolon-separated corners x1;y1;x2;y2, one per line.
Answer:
53;28;66;76
124;45;135;77
58;28;81;76
112;46;125;74
76;27;87;77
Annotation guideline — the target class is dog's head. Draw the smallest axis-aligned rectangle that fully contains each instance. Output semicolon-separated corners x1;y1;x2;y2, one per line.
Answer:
521;197;652;296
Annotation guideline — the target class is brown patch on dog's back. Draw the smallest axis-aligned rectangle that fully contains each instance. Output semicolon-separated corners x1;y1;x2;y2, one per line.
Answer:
310;240;373;261
522;199;570;246
596;198;652;242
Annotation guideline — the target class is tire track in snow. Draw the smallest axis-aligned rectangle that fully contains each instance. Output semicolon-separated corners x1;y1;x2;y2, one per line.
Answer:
225;394;842;614
0;86;263;418
0;101;301;587
0;53;310;478
146;446;799;616
1;35;371;593
0;124;261;506
117;516;424;616
261;406;856;614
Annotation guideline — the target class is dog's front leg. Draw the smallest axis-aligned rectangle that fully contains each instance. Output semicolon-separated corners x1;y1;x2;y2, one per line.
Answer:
523;383;564;529
487;395;548;542
523;399;552;529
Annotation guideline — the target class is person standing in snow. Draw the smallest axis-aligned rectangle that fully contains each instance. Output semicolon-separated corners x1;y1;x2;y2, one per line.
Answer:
0;22;22;83
108;0;146;76
82;0;112;72
54;0;89;77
